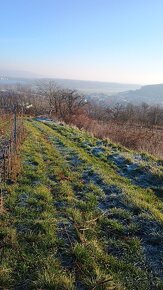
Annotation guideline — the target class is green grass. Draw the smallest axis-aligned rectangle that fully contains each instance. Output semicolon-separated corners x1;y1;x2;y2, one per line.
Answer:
0;119;163;289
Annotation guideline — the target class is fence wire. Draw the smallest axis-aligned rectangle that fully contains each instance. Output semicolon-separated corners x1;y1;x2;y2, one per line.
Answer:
0;110;24;212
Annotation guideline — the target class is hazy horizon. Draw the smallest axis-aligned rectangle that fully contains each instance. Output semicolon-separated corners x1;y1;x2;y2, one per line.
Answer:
1;68;163;87
0;69;141;86
1;0;163;84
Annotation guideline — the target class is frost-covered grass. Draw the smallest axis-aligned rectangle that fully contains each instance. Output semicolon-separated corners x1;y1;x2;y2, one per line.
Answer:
0;119;163;289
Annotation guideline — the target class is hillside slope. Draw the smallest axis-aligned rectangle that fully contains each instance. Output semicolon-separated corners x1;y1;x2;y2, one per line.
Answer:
1;120;163;289
112;84;163;106
91;83;163;107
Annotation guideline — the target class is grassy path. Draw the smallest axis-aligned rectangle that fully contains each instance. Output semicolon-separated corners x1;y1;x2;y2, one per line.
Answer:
0;119;163;289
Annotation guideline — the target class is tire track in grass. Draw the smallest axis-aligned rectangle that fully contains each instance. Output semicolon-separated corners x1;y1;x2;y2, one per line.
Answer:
27;124;117;289
31;122;127;288
35;121;163;218
36;123;128;212
54;134;163;284
45;121;163;198
43;138;119;288
33;127;117;288
32;120;163;288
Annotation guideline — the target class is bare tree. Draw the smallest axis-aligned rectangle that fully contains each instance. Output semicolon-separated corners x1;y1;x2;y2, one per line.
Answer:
36;79;59;116
36;80;86;121
148;105;163;126
60;89;85;121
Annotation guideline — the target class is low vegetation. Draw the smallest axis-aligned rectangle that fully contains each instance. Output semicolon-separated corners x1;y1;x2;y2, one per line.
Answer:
72;117;163;158
1;80;162;157
0;119;163;289
0;111;13;139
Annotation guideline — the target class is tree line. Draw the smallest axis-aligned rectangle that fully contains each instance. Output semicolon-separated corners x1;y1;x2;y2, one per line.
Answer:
0;79;163;127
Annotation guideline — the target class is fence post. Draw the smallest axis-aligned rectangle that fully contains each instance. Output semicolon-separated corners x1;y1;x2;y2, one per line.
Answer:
0;107;25;212
13;105;17;149
0;188;3;213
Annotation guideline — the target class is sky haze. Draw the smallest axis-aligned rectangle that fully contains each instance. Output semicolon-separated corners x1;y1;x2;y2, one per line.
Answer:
1;0;163;84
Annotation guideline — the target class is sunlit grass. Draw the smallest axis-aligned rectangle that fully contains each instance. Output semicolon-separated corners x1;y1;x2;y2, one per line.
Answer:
0;119;163;289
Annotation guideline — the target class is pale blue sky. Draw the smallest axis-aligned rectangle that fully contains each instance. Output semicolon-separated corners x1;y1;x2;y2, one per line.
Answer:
0;0;163;84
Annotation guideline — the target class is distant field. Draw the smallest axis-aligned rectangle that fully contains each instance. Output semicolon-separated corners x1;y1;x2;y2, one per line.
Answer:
1;119;163;289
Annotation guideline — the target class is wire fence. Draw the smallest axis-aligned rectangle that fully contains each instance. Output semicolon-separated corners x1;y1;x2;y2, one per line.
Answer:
0;110;25;213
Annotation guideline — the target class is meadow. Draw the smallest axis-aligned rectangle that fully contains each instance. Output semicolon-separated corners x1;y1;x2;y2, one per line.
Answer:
0;119;163;289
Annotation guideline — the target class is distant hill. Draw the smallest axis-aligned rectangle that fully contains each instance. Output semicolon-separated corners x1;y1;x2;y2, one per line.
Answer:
1;70;162;106
54;78;140;94
87;84;163;107
113;84;163;106
0;69;140;94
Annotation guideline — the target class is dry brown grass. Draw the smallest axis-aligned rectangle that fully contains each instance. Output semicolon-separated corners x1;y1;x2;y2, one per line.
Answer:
71;114;163;158
0;113;26;183
0;113;13;137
